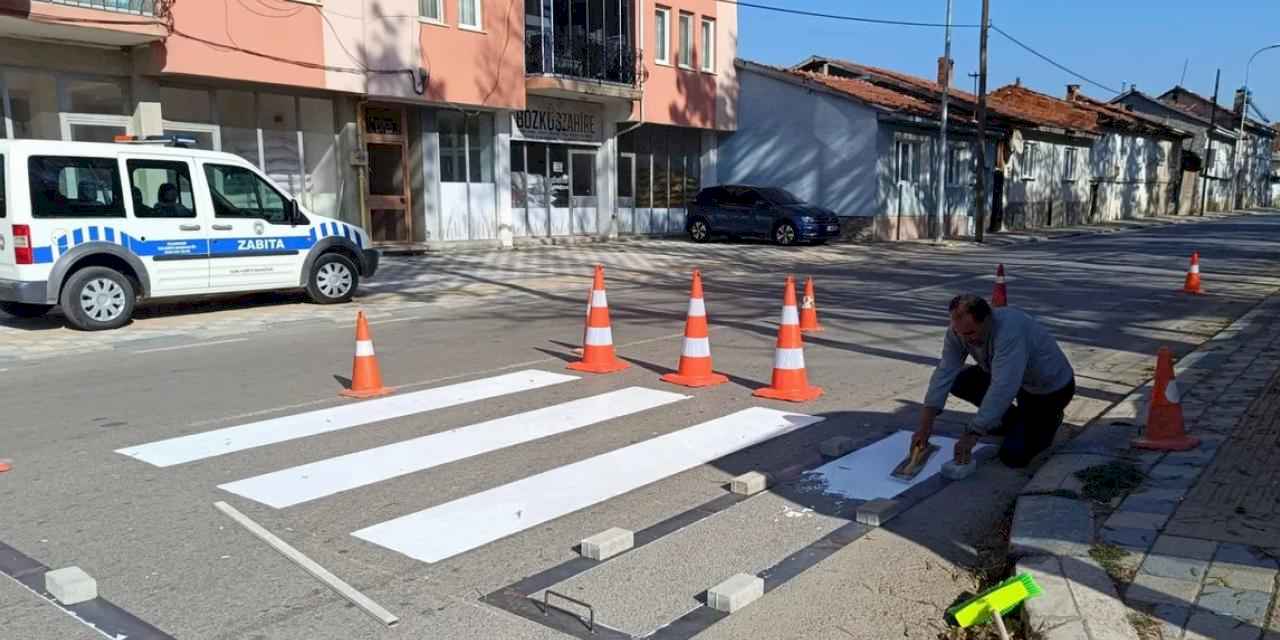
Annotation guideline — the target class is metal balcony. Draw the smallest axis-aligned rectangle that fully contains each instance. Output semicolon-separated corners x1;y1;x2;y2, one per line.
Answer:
40;0;156;16
526;32;636;86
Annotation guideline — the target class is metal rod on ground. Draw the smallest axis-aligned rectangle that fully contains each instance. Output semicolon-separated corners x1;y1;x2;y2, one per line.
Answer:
991;608;1011;640
213;501;400;627
973;0;990;243
934;0;953;243
1200;69;1220;216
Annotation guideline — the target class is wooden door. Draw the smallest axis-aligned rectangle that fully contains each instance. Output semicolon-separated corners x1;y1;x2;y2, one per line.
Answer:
361;104;412;243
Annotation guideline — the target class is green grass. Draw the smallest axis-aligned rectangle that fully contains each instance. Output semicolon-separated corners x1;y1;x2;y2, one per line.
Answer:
1074;461;1145;503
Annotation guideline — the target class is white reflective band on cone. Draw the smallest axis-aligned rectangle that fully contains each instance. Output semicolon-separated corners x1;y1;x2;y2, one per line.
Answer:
355;340;376;357
774;347;805;370
682;337;711;358
592;290;609;307
585;326;614;346
1164;379;1181;404
687;298;706;317
996;277;1005;283
1190;265;1200;274
780;306;799;325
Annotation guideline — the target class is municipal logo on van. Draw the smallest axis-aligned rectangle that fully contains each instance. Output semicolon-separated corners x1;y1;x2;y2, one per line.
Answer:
253;221;265;236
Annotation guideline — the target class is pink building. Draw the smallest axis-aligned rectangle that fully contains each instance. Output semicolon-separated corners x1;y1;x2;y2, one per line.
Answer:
0;0;737;247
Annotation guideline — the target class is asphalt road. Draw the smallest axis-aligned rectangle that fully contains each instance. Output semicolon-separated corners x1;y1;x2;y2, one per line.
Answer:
2;212;1278;640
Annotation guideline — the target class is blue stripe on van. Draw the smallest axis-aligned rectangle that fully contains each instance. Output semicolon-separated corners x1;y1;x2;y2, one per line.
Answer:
105;227;116;243
57;236;68;254
73;229;84;245
88;227;100;242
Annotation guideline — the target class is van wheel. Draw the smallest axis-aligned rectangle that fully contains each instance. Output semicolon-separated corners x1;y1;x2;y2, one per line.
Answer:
61;267;135;331
0;302;53;319
307;253;358;304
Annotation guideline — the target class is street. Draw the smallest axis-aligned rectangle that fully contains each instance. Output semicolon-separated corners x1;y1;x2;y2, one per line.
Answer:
2;211;1279;640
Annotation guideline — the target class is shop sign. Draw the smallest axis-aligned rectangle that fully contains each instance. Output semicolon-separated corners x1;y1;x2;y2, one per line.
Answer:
512;98;602;145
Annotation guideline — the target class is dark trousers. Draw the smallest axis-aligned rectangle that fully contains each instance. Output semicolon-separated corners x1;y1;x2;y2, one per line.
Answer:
950;365;1076;468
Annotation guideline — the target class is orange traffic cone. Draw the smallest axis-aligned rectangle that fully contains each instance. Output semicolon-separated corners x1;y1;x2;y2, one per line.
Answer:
1182;252;1203;295
0;459;11;473
661;270;728;388
340;311;391;399
1133;346;1199;451
568;265;629;374
799;276;823;333
754;276;823;402
991;264;1008;308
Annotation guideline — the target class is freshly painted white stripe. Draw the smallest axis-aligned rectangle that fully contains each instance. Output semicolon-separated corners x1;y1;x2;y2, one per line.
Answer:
1190;264;1200;274
687;298;706;317
352;407;824;563
774;347;805;370
354;340;376;357
1163;379;1181;404
591;290;608;307
780;305;799;325
585;326;614;346
219;387;689;508
115;370;578;467
133;338;249;354
807;431;990;501
681;336;711;358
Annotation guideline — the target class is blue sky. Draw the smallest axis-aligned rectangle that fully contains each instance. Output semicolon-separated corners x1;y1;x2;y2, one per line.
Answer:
737;1;1280;122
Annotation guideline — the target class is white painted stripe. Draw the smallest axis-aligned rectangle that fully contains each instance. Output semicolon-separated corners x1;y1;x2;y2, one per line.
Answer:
115;370;578;467
687;298;706;317
220;387;689;508
1190;264;1200;274
592;290;608;307
352;407;824;563
1163;379;1181;404
681;336;711;358
774;347;805;370
585;326;613;346
354;340;376;357
133;338;249;354
780;305;799;326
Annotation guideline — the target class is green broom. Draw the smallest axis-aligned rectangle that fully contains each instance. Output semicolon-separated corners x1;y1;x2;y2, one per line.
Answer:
946;573;1042;639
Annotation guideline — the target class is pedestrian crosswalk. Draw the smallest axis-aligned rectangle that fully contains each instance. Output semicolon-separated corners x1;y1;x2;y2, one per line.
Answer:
116;369;826;566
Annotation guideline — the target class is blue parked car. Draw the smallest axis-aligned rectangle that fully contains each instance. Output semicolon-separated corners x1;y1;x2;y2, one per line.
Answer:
686;185;841;246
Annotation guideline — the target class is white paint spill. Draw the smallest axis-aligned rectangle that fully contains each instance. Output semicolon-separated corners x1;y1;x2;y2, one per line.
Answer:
801;430;991;501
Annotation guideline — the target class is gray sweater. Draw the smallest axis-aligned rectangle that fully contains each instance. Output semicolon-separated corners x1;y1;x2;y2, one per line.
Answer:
923;307;1074;433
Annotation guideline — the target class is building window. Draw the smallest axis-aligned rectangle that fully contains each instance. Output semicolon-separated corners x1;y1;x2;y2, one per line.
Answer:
439;111;494;183
700;18;715;72
896;139;920;184
1021;142;1038;180
946;146;966;185
654;8;670;65
1064;147;1077;180
678;12;693;68
420;0;443;22
459;0;481;29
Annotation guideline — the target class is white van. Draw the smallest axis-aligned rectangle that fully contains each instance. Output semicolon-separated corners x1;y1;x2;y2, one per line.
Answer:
0;138;379;331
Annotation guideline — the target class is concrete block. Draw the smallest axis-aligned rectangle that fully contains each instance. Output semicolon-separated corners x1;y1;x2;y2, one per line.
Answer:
1105;510;1171;531
1206;562;1278;593
1139;553;1210;582
1197;586;1271;624
854;498;902;527
940;460;976;480
818;436;855;458
580;528;634;561
44;567;97;605
1214;543;1280;571
1100;526;1157;551
1060;558;1136;640
1151;535;1218;561
1126;573;1201;607
1016;556;1079;621
1022;454;1112;493
729;471;770;496
1140;603;1190;640
1010;496;1093;557
1184;610;1266;640
1043;619;1090;640
707;573;763;613
1118;494;1180;516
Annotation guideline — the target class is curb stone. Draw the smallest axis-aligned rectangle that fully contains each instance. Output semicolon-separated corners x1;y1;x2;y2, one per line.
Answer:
1008;293;1280;640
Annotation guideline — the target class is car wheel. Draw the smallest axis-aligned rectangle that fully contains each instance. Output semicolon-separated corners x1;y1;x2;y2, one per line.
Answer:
773;222;798;246
688;218;712;243
0;302;53;319
61;266;135;331
307;253;359;304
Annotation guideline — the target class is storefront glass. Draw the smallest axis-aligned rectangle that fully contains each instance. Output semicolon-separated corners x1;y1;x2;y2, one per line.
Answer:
4;69;60;140
619;123;702;234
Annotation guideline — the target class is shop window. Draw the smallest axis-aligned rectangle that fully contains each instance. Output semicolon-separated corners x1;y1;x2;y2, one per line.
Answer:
63;77;128;115
510;141;527;207
4;69;60;140
259;93;302;196
300;97;339;217
217;90;259;167
549;145;569;207
28;156;124;219
160;86;213;123
439;111;493;184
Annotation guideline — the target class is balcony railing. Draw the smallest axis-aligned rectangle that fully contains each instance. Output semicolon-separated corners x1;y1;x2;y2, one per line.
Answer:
527;31;637;86
41;0;156;16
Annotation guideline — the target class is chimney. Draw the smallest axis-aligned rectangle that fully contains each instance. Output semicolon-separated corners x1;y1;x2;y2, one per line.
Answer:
936;56;953;88
1066;84;1081;101
1234;88;1247;116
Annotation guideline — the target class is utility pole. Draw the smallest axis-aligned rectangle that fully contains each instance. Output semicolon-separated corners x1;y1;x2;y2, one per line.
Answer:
973;0;990;243
934;0;953;242
1200;69;1220;216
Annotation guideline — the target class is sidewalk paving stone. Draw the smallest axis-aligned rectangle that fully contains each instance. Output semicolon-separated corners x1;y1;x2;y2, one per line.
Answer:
1011;495;1093;557
1150;535;1219;561
1127;572;1202;607
1105;510;1171;531
1214;544;1280;571
1100;526;1158;550
1184;610;1264;640
1141;602;1191;640
1206;563;1278;593
1196;586;1271;624
1140;553;1210;582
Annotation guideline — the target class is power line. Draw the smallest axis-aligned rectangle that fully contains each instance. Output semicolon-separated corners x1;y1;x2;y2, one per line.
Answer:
716;0;980;28
990;24;1120;95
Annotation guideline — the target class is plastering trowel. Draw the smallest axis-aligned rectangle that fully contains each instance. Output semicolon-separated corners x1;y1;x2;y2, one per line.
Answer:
889;440;940;482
